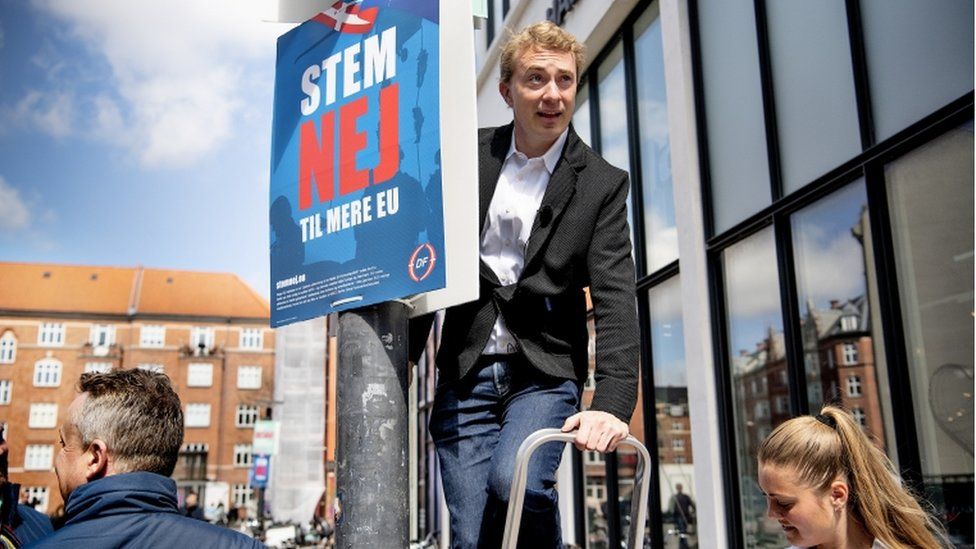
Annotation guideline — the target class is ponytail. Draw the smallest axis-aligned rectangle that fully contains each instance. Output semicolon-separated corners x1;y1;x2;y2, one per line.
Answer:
759;405;948;548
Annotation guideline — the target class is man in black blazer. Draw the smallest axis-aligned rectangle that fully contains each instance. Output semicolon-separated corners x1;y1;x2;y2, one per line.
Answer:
412;21;638;548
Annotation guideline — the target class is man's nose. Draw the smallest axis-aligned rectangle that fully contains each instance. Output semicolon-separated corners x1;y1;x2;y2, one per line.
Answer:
542;79;560;101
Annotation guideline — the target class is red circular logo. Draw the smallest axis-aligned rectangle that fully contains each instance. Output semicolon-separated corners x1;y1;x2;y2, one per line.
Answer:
408;243;437;282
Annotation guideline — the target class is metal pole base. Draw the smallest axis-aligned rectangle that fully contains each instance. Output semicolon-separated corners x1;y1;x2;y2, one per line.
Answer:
335;301;410;549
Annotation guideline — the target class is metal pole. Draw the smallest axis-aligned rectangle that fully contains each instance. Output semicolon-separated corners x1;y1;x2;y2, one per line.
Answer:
335;301;410;548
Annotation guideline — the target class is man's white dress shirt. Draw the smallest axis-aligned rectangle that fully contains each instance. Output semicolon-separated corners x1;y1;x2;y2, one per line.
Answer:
480;129;569;355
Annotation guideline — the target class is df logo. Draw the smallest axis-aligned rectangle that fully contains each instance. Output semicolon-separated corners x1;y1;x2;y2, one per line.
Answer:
408;243;437;282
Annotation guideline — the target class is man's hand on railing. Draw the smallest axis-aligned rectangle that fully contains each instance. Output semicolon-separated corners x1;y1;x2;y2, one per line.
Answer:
560;410;629;453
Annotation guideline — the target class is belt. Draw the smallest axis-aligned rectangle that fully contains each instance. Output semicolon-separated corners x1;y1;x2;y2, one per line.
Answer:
476;353;519;367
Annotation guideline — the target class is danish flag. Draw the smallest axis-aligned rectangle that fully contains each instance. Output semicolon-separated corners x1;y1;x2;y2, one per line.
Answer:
311;0;378;34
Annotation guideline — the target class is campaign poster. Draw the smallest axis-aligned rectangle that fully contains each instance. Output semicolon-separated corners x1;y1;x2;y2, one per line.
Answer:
270;0;444;327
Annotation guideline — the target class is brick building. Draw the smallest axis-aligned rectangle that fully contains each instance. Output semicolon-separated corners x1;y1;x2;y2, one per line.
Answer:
0;262;274;516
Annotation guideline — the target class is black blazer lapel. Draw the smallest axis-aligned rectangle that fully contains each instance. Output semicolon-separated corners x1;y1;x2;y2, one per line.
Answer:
522;128;584;270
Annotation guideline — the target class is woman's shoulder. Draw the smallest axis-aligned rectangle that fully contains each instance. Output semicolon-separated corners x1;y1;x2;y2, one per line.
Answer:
784;541;890;549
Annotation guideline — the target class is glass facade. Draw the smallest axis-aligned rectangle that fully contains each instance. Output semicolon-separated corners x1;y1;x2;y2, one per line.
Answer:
691;0;974;545
885;123;975;541
448;1;975;547
722;227;788;547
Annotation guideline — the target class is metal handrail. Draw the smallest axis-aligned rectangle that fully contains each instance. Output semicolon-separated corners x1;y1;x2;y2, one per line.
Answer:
501;429;652;549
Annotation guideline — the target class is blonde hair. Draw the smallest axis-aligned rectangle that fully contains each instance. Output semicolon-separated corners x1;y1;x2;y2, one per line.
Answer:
758;405;948;548
499;21;585;84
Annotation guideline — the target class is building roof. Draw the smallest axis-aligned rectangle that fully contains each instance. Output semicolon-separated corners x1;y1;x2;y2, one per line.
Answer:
0;262;269;320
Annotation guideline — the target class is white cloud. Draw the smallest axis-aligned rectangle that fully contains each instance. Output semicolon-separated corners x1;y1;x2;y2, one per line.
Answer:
31;0;292;167
0;176;31;230
724;228;781;317
724;223;866;318
6;90;75;138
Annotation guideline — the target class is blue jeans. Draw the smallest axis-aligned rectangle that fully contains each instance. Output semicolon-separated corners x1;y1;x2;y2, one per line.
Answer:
430;359;581;549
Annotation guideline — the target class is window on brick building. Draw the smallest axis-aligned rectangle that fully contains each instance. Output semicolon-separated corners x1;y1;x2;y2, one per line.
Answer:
0;381;10;405
187;363;213;387
842;342;859;365
0;332;16;363
852;407;867;426
89;324;115;347
85;362;113;374
24;445;53;470
585;478;606;500
234;444;253;467
22;487;49;514
190;327;214;354
847;375;863;397
840;315;858;332
672;439;685;452
33;360;62;387
237;366;262;390
185;404;211;427
28;403;58;429
236;405;259;427
233;484;253;508
137;363;164;374
140;325;166;348
239;329;263;350
37;323;64;346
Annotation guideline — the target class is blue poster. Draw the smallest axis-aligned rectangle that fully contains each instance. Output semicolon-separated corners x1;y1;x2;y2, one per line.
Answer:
270;0;444;327
250;454;270;488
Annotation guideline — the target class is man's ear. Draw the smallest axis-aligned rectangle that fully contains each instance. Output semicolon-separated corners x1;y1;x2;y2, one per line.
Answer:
86;439;110;481
499;81;512;107
829;478;849;510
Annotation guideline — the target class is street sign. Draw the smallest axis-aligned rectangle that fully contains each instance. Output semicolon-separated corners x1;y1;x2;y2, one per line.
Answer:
253;420;281;455
268;0;478;327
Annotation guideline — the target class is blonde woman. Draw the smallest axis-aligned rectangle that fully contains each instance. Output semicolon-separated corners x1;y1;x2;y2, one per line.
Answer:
757;405;947;548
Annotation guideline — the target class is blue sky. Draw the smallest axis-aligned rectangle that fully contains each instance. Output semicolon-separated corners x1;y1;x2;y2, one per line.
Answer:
0;0;296;300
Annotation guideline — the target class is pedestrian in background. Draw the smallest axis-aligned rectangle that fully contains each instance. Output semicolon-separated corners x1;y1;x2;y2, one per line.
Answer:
757;405;948;549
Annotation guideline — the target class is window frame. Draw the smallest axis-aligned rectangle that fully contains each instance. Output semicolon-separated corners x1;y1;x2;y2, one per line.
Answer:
187;363;214;388
185;403;212;428
37;323;65;347
140;325;166;348
237;366;263;390
33;359;62;387
239;328;264;350
0;331;16;363
24;444;54;470
28;403;58;429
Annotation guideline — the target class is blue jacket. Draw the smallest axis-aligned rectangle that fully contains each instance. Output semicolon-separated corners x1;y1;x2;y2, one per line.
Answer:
25;472;264;548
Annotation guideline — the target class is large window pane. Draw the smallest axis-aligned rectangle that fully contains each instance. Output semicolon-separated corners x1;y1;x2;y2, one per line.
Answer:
861;0;974;141
791;181;894;453
886;123;974;543
766;1;861;193
698;0;772;233
648;277;698;549
574;84;592;147
634;5;678;272
722;227;789;548
597;43;636;263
